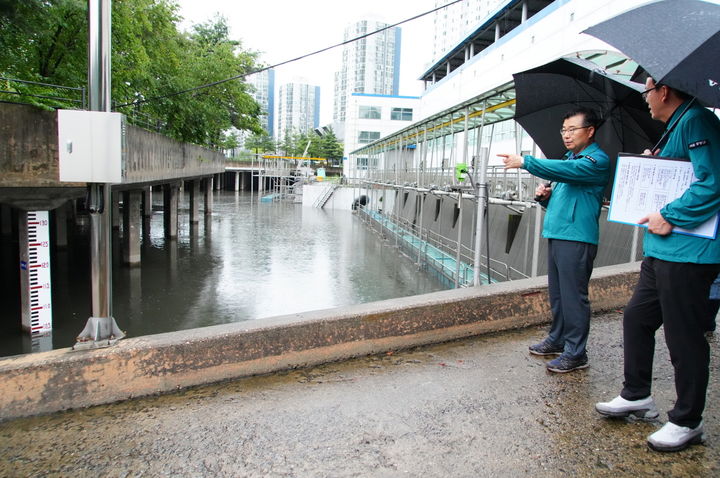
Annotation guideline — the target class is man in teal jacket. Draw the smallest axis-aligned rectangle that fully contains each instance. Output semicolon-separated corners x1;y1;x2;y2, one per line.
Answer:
499;106;610;373
596;79;720;452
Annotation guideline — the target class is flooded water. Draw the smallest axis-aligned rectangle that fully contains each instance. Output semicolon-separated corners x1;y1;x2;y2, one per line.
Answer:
0;191;447;357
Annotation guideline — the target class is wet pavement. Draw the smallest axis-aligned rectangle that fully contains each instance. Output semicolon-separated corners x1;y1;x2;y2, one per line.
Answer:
0;312;718;477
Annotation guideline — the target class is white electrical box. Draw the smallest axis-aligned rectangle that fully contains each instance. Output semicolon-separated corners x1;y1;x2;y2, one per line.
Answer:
58;110;125;183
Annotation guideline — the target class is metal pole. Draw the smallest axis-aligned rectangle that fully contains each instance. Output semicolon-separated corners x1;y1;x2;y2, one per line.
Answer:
515;122;523;199
394;142;399;186
75;0;124;348
454;191;464;288
473;101;488;286
422;127;428;188
441;123;447;186
463;107;470;174
531;203;542;277
415;128;420;187
417;192;425;265
395;136;403;249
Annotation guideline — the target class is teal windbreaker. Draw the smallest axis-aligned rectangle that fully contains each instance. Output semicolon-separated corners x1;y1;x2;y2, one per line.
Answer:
644;101;720;264
523;142;610;245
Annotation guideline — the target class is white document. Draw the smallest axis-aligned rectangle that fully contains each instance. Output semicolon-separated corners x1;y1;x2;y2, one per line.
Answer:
608;154;718;239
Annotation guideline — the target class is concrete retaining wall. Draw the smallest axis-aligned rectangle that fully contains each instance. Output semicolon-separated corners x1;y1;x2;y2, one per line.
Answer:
0;262;640;421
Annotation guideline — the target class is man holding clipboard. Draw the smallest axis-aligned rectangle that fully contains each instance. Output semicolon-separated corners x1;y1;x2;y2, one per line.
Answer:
596;78;720;452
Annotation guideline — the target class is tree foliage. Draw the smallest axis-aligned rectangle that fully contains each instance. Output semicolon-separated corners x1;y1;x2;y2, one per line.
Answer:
245;132;276;154
0;0;263;148
277;128;344;164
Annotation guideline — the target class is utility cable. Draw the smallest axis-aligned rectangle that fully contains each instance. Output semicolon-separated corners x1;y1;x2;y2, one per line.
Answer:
116;0;464;108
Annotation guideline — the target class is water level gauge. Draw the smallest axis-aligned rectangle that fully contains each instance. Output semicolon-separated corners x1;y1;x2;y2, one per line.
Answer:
20;211;52;336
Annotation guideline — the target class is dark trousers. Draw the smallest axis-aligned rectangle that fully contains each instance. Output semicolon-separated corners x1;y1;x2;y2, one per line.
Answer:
621;257;720;428
546;239;597;359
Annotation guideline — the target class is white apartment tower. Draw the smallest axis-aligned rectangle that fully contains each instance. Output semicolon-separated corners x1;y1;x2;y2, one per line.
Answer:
431;0;507;64
333;20;402;123
247;69;275;137
276;81;320;141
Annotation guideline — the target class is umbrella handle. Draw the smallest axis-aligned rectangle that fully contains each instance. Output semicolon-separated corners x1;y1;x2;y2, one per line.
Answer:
534;182;552;202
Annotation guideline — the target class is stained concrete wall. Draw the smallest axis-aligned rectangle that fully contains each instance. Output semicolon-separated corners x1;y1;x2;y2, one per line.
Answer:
0;262;640;421
0;104;61;187
387;188;641;281
0;103;225;210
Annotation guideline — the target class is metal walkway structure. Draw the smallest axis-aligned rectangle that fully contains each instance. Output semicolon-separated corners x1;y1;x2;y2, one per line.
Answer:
358;208;492;287
346;51;643;288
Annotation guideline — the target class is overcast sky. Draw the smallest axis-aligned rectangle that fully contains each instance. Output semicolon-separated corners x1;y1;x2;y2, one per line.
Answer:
176;0;436;124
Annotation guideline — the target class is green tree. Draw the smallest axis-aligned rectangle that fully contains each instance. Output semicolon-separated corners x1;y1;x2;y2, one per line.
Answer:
278;130;298;157
142;15;262;147
245;132;275;155
0;0;263;148
318;127;344;164
0;0;88;109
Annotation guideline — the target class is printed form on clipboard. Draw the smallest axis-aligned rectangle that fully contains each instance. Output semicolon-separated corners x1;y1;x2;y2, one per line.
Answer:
608;154;719;239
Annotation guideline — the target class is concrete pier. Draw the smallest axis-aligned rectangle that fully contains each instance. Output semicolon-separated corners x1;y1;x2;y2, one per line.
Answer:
163;182;180;238
143;187;152;217
53;201;69;248
0;204;11;236
204;177;214;215
189;180;201;223
122;190;142;265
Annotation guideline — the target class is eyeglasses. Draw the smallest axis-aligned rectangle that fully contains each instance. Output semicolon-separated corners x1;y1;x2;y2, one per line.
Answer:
559;126;590;136
642;85;660;100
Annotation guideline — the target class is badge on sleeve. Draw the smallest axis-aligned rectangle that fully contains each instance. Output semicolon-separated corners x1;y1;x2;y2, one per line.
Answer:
688;139;709;149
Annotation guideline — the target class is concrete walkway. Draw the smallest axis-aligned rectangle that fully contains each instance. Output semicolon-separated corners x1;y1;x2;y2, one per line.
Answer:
1;312;718;477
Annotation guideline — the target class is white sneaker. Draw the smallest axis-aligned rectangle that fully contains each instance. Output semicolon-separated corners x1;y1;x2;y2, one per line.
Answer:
595;395;659;419
647;421;705;452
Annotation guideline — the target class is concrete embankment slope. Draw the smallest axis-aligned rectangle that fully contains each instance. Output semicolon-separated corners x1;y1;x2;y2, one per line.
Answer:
0;262;640;421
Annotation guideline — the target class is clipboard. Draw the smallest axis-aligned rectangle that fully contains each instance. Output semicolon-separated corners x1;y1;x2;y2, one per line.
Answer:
608;153;719;239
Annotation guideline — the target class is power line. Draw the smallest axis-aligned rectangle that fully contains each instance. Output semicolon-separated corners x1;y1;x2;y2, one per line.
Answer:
116;0;464;108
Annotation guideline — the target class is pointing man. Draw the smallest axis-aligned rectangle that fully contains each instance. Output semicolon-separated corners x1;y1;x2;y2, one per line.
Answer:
499;106;609;373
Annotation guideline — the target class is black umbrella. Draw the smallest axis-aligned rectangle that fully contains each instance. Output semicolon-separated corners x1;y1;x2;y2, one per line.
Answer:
584;0;720;107
513;58;663;159
513;56;664;194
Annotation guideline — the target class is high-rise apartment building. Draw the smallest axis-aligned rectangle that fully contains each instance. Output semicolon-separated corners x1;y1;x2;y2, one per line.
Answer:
431;0;506;65
247;69;275;137
333;20;402;123
276;81;320;141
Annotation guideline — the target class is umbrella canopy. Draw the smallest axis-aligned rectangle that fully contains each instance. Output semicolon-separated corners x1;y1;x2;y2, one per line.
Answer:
513;56;664;199
514;56;663;158
584;0;720;107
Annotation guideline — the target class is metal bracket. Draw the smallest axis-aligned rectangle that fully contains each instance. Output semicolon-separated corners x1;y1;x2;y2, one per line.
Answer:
73;316;125;350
